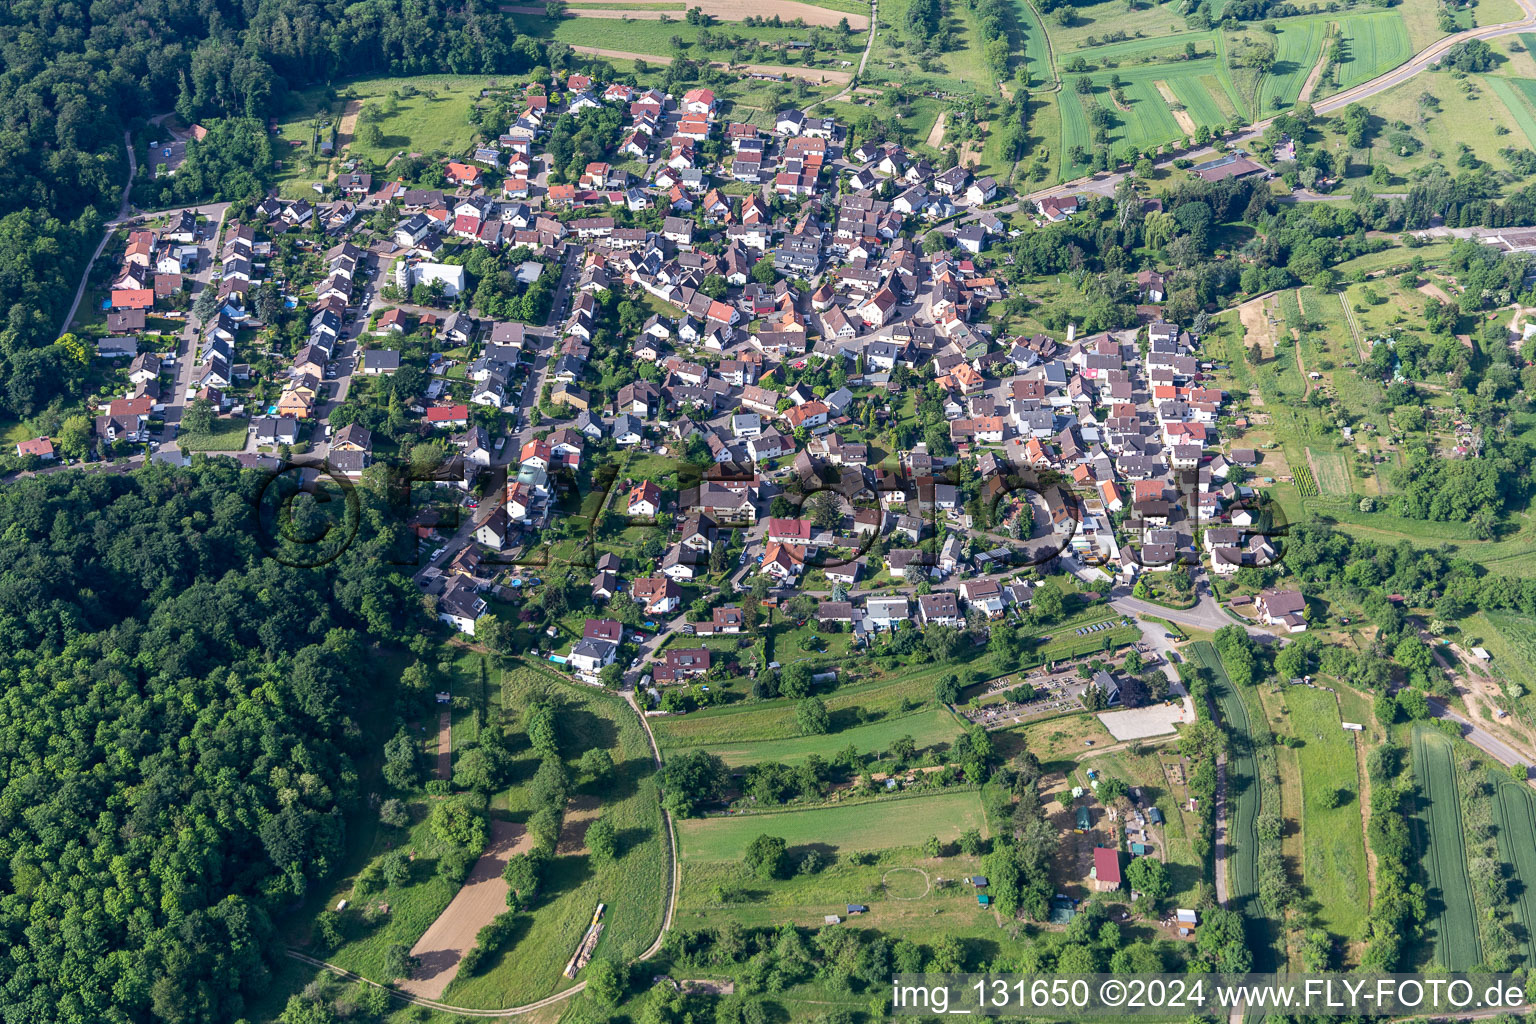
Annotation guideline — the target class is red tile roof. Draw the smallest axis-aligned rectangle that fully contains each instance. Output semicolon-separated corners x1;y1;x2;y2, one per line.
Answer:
1094;847;1122;886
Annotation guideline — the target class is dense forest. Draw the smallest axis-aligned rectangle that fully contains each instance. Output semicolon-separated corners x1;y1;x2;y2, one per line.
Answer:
0;0;555;420
0;459;424;1022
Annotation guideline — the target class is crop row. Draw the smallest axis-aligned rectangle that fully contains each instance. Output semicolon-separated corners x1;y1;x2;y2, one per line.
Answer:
1410;727;1482;970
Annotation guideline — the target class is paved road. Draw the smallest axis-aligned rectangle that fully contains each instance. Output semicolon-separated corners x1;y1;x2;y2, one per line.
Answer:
1429;697;1534;777
1108;587;1261;638
820;0;878;107
162;204;233;444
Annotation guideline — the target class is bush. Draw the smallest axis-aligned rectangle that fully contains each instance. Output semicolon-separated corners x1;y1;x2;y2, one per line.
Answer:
429;795;488;852
745;834;789;879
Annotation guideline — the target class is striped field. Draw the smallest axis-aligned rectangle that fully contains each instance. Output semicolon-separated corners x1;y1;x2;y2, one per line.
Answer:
1410;727;1483;970
1331;12;1412;91
1493;777;1536;968
1495;76;1536;150
1259;18;1328;111
1191;641;1274;969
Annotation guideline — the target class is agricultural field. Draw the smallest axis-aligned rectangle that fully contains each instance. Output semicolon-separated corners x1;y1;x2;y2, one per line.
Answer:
689;704;965;766
1190;641;1273;967
1304;447;1352;496
1489;76;1536;150
1258;18;1327;113
677;789;987;860
1492;778;1536;968
1410;726;1482;971
1279;686;1370;941
1016;0;1054;87
1058;59;1244;175
444;668;669;1009
1323;12;1412;94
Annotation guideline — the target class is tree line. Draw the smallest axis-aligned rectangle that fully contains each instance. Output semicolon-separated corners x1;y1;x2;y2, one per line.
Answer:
0;459;426;1023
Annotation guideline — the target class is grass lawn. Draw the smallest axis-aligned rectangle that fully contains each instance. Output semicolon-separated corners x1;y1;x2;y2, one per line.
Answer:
535;13;851;61
1341;70;1536;183
1042;0;1191;53
272;75;491;197
694;705;965;766
445;664;668;1008
652;668;946;747
176;416;249;452
861;0;996;96
1269;684;1369;943
990;711;1117;765
675;842;998;935
677;788;986;860
797;0;874;13
1467;611;1536;720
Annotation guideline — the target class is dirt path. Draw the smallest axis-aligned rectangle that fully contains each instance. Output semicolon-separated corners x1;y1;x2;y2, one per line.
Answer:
1350;717;1379;914
925;111;947;150
1338;291;1369;361
1153;81;1198;137
564;45;853;84
401;820;533;999
1418;281;1453;304
513;0;865;23
814;0;878;108
1237;294;1277;359
557;794;602;855
337;99;363;151
1296;25;1335;105
1295;327;1309;398
624;691;680;962
434;711;452;782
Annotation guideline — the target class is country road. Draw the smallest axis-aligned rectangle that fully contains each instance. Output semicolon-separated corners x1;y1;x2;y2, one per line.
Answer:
820;0;878;107
1429;697;1534;777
